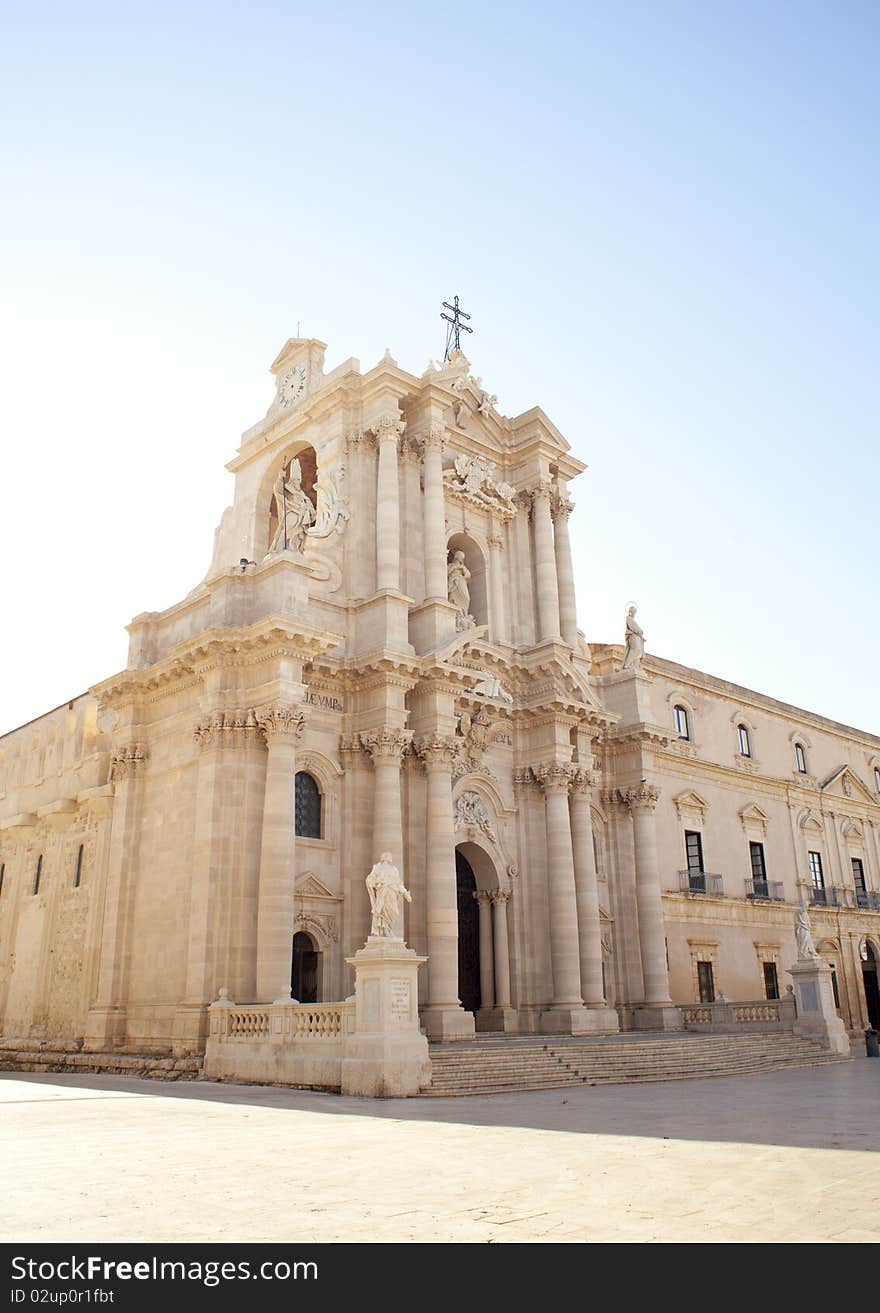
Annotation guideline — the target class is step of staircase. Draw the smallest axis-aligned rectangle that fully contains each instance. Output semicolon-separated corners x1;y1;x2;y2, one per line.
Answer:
423;1033;848;1096
0;1043;202;1081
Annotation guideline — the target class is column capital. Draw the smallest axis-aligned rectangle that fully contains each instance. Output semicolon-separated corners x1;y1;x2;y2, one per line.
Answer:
194;708;263;751
358;728;412;765
624;782;661;813
550;490;574;521
533;761;575;795
346;426;377;450
569;767;600;796
421;423;446;455
255;706;306;743
473;889;494;907
370;413;406;444
529;478;554;512
110;743;148;782
414;733;459;770
490;889;511;907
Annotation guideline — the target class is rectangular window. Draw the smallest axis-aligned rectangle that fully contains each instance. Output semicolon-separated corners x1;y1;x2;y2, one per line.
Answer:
74;844;84;889
697;960;715;1004
33;854;43;896
749;842;767;881
674;706;689;739
852;858;866;894
795;744;807;773
763;961;779;1000
738;725;751;756
685;831;704;873
0;863;4;897
808;851;824;889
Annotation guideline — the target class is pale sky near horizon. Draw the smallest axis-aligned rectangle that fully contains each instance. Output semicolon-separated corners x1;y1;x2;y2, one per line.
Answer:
1;1;878;740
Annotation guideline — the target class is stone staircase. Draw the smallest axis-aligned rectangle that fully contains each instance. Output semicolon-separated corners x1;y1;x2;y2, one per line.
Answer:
424;1032;849;1097
0;1042;202;1081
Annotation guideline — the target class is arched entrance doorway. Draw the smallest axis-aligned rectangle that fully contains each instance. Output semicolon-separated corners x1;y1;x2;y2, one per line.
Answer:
291;931;320;1003
861;940;880;1029
456;851;481;1013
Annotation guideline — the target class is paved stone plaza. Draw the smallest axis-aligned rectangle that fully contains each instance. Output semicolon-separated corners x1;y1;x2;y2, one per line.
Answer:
2;1054;877;1244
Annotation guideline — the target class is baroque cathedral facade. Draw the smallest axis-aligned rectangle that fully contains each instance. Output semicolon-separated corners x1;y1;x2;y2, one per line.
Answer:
1;335;879;1056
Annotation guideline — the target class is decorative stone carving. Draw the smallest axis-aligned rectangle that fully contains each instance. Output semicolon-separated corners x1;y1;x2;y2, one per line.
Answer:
193;708;263;750
366;851;411;938
414;734;459;770
255;707;306;742
309;467;350;540
570;767;599;795
477;389;497;417
110;743;147;781
358;728;412;764
533;761;575;793
621;605;645;671
270;458;316;554
471;670;513;703
454;790;497;843
623;783;661;811
294;910;338;944
490;888;510;907
550;490;574;521
444;453;517;518
370;414;406;443
795;904;820;961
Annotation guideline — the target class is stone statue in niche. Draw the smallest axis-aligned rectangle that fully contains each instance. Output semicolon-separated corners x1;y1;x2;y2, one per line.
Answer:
794;903;820;961
621;605;645;671
270;458;316;553
447;550;475;630
366;852;412;939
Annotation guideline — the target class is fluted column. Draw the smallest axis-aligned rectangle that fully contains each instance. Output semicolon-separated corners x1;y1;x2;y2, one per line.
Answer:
626;784;673;1006
551;488;578;647
487;523;508;643
531;480;562;641
359;728;411;939
534;762;583;1009
569;769;607;1007
474;890;495;1009
422;425;447;600
415;734;475;1040
374;414;405;591
491;890;512;1008
255;707;305;1002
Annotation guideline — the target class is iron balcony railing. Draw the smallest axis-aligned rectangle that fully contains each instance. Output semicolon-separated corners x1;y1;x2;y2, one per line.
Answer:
854;890;880;911
745;878;785;902
678;870;724;896
809;886;840;908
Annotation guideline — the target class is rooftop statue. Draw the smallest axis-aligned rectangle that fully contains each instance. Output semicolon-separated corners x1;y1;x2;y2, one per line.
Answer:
621;604;645;671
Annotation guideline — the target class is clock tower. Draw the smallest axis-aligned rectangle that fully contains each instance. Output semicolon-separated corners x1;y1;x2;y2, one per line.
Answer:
269;337;327;411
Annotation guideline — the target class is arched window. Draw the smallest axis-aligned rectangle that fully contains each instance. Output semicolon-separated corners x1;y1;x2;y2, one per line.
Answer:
795;743;808;774
294;771;322;839
737;724;751;757
674;705;690;740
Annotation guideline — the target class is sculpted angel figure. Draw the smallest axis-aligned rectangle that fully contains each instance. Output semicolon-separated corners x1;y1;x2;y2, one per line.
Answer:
366;851;411;938
447;549;472;617
270;458;316;553
621;605;645;671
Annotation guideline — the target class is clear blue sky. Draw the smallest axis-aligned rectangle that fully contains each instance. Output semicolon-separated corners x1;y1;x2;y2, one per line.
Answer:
1;1;878;737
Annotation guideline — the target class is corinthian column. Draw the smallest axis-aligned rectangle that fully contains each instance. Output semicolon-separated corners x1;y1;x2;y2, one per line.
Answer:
534;761;588;1034
374;414;405;591
422;426;447;600
551;487;578;647
415;734;475;1040
491;890;512;1008
359;728;411;938
487;522;508;644
570;770;619;1033
531;480;562;642
255;706;305;1002
626;784;681;1029
474;890;495;1010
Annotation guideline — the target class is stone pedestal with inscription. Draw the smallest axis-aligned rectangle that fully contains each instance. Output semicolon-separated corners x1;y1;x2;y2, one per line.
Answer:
789;959;851;1056
340;937;431;1097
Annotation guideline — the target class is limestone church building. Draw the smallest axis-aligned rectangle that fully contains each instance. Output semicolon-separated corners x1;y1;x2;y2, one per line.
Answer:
2;335;879;1063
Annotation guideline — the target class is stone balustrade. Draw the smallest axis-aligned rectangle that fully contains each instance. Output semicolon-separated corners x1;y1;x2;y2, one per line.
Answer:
205;998;356;1088
681;996;797;1033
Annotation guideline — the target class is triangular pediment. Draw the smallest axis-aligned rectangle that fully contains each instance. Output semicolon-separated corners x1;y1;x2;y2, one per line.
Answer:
295;872;337;901
674;789;709;815
820;765;877;805
739;802;769;827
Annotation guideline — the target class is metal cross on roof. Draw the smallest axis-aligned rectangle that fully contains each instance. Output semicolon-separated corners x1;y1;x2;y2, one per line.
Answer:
441;295;473;360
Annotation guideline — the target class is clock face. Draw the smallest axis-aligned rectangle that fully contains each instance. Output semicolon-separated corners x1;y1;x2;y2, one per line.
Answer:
278;365;307;407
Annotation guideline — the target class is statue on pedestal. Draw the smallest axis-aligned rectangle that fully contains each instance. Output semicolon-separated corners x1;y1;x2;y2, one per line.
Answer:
795;903;820;960
621;604;645;670
270;458;316;553
366;851;412;938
